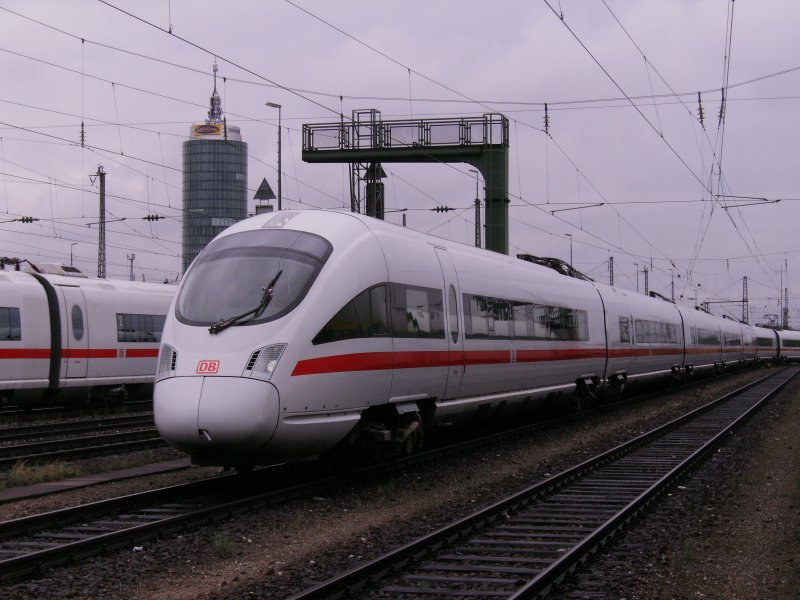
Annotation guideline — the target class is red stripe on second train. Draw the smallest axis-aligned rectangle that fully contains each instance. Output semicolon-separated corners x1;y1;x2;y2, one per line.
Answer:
0;348;51;359
0;348;158;360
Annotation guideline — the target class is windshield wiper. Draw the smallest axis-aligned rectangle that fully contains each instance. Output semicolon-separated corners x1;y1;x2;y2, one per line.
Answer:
208;270;283;335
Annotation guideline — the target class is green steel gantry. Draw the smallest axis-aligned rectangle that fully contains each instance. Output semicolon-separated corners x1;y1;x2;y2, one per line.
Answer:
302;110;510;255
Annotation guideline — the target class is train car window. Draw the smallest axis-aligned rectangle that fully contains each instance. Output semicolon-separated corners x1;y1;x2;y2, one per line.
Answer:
695;327;720;345
724;333;742;346
71;305;84;341
783;339;800;348
463;294;492;339
0;307;21;341
574;309;590;341
389;284;445;339
117;313;166;343
490;298;513;339
633;319;679;344
463;294;588;342
176;229;332;327
756;337;774;347
313;284;389;344
448;285;459;344
619;317;631;343
512;302;532;339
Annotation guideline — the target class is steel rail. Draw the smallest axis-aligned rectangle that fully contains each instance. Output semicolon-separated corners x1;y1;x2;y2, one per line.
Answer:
286;367;797;599
0;415;154;443
0;430;166;469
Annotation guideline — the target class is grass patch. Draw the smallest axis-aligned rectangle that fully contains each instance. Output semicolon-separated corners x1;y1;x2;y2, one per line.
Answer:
213;531;234;557
4;460;83;488
0;448;184;490
682;539;696;564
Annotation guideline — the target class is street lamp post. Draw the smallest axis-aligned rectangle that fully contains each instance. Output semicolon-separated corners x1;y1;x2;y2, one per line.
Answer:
565;233;573;265
265;102;282;210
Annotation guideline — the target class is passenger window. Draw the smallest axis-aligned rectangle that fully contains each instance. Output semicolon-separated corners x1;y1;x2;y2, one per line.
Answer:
619;317;631;343
390;284;444;339
0;307;22;341
71;305;84;341
313;284;389;345
448;285;459;344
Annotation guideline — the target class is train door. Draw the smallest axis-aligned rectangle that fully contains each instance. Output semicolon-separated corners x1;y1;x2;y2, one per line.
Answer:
434;248;464;400
60;286;89;379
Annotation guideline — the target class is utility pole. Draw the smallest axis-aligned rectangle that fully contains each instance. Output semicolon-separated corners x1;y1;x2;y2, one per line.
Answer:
634;263;639;293
265;102;282;210
670;270;675;302
644;267;649;296
127;253;135;281
742;276;748;324
469;169;480;248
784;287;789;329
93;166;107;279
609;256;614;286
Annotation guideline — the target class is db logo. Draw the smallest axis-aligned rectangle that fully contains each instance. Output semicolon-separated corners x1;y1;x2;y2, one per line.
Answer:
196;360;220;374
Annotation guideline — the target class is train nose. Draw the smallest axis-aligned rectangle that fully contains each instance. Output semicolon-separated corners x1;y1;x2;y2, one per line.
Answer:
154;377;280;451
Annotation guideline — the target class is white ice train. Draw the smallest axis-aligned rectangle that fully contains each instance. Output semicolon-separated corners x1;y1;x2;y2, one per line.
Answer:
153;210;800;468
0;264;175;407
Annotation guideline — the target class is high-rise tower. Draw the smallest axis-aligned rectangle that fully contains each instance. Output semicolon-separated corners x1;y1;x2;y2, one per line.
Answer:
182;63;248;273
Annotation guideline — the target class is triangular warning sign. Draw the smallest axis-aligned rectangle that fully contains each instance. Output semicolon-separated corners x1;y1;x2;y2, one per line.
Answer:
254;178;276;200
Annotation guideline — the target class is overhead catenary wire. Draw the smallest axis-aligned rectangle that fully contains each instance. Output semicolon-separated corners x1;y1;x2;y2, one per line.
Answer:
1;3;795;306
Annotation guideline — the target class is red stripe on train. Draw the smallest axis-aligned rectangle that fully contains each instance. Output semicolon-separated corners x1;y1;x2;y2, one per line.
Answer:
0;348;158;359
291;344;767;376
292;348;606;376
124;348;159;358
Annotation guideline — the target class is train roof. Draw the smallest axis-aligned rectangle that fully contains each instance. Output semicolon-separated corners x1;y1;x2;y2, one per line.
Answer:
0;268;175;296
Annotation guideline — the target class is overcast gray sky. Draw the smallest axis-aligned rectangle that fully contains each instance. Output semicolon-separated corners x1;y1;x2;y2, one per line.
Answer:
1;0;798;324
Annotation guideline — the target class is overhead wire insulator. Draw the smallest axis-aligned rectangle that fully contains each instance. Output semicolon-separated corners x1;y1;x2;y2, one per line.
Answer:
143;214;165;221
17;216;39;223
697;92;705;130
431;206;452;213
544;103;550;135
718;87;726;127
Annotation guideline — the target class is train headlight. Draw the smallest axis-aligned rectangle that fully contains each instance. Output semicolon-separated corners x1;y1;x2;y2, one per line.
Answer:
245;343;287;381
156;344;177;381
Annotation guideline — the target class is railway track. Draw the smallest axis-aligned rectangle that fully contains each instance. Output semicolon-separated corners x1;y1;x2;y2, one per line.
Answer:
0;400;152;422
0;368;782;585
0;414;154;444
286;366;798;599
0;414;165;469
0;376;682;582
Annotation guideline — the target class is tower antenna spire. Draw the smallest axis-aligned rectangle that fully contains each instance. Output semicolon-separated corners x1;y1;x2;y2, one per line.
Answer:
207;61;222;124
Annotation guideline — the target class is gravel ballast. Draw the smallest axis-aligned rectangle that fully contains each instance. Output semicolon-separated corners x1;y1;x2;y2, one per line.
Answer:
0;368;797;599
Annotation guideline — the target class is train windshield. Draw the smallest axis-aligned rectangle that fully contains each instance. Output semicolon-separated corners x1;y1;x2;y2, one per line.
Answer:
176;229;332;327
